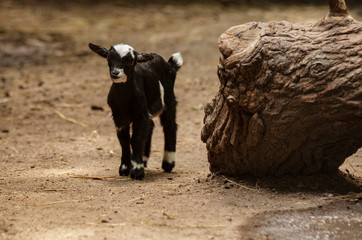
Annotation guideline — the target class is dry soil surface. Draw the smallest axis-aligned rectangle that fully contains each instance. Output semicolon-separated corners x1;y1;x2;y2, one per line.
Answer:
0;1;361;239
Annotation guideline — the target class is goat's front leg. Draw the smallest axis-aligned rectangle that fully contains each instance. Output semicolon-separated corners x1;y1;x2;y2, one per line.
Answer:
143;119;155;168
117;125;131;176
130;117;147;180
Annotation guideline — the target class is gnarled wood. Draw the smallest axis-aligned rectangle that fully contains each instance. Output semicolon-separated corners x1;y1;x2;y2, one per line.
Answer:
201;2;362;176
328;0;348;18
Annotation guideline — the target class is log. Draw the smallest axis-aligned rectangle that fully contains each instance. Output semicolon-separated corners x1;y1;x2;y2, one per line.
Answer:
201;0;362;176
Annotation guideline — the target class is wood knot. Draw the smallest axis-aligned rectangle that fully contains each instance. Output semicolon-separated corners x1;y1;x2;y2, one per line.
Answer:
227;95;236;104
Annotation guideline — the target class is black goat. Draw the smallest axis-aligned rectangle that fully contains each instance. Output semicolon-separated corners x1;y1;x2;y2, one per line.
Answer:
89;43;182;180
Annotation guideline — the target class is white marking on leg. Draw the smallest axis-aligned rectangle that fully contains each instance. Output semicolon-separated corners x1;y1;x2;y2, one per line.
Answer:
171;52;183;67
142;156;148;162
131;160;144;170
120;164;128;171
163;151;175;164
116;126;123;132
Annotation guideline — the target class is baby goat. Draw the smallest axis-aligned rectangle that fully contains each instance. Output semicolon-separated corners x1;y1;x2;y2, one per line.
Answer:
89;43;182;180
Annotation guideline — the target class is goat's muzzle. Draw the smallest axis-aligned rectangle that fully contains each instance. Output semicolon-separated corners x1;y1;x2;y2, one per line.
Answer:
111;68;127;83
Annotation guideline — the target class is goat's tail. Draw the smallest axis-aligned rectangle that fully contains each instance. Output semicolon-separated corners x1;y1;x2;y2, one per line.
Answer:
168;52;183;72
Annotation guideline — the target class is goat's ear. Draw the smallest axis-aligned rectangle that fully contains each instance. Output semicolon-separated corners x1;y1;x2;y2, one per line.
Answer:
134;51;141;62
89;43;109;58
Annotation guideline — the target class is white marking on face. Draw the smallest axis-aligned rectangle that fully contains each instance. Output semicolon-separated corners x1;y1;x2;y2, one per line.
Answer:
131;160;144;170
113;44;135;59
172;52;183;67
163;151;175;164
159;81;165;108
112;68;127;83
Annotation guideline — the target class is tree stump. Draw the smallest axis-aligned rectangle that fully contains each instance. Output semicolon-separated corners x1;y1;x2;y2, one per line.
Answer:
201;0;362;176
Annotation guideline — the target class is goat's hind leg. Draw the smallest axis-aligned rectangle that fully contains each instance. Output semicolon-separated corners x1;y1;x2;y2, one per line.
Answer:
143;119;154;168
117;125;131;176
160;103;177;172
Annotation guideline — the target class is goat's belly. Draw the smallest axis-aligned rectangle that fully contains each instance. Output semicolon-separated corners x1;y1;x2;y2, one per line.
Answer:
147;81;165;118
148;99;164;118
149;108;164;119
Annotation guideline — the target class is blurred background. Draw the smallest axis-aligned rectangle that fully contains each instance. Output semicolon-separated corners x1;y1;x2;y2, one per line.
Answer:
0;1;361;239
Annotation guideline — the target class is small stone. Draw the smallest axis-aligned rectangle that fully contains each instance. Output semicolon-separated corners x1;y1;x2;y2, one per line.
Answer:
91;105;104;111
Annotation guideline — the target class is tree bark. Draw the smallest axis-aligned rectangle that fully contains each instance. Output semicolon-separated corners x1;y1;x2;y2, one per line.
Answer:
201;0;362;176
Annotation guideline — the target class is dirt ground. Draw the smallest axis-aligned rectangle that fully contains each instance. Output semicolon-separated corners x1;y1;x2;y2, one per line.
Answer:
0;1;361;239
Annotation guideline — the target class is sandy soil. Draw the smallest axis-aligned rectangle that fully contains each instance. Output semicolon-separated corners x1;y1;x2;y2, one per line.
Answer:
0;1;361;239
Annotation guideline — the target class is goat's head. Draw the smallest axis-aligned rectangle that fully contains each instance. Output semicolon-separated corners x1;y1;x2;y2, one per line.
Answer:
89;43;138;84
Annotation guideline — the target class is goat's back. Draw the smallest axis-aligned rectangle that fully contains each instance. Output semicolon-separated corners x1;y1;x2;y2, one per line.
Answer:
136;53;176;90
135;53;177;113
136;54;175;76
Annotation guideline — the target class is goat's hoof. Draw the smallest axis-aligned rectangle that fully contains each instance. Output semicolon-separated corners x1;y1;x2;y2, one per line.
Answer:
130;167;145;180
119;164;130;176
162;160;175;173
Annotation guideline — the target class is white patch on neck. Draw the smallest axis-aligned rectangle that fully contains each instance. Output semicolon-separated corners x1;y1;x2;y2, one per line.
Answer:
113;44;135;59
163;151;175;164
131;160;144;170
172;52;183;67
